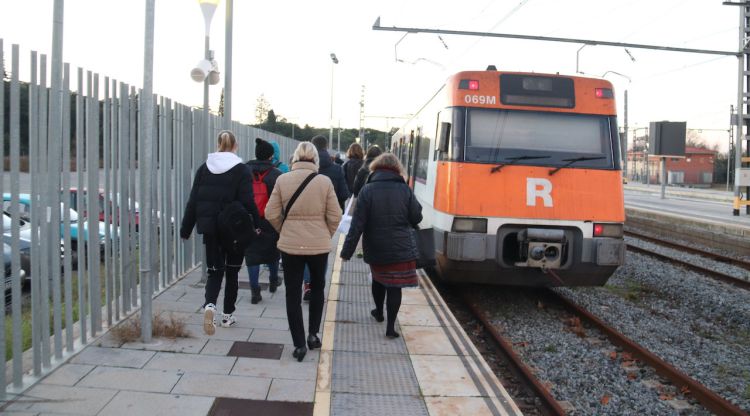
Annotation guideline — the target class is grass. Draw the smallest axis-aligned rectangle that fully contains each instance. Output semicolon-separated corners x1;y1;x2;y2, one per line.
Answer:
110;312;189;344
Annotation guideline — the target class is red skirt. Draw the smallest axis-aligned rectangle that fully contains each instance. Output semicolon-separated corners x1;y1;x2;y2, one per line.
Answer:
370;260;418;288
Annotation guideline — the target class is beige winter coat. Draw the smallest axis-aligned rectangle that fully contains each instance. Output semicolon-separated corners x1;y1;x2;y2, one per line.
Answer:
266;161;342;255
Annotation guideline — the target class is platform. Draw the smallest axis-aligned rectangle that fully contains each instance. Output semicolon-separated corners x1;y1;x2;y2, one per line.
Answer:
2;236;521;416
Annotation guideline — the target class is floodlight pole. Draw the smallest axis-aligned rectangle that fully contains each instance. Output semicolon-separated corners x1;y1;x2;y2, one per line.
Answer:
223;0;233;126
140;0;155;343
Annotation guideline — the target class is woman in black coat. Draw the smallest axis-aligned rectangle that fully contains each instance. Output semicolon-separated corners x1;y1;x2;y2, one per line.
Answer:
341;142;364;194
340;153;422;338
180;130;259;336
350;145;382;197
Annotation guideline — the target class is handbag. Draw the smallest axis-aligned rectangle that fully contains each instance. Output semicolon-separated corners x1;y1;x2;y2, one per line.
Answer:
336;198;354;235
414;226;436;269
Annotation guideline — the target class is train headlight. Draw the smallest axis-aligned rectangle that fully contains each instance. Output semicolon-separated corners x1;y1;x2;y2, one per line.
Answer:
544;245;560;260
593;223;623;238
451;217;487;233
529;246;545;261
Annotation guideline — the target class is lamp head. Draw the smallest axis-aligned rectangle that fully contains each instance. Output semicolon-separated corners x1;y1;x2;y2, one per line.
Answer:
330;53;339;64
198;0;220;35
190;59;220;84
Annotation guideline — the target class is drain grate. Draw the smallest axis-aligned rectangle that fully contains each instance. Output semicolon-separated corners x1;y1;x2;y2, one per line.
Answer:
227;341;284;359
210;398;313;416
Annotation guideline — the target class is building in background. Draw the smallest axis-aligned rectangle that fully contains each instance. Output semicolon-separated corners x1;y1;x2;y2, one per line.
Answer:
627;147;716;187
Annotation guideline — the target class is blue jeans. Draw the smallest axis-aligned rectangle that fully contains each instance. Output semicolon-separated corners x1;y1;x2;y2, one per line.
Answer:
247;262;279;289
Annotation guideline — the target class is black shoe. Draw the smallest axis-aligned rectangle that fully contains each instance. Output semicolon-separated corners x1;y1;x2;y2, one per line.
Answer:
269;278;278;293
250;288;262;304
307;334;321;350
292;346;307;362
386;330;400;339
370;309;384;322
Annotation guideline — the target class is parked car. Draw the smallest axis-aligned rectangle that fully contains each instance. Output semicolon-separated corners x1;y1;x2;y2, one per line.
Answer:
2;193;108;252
3;242;27;292
67;188;140;231
1;213;31;287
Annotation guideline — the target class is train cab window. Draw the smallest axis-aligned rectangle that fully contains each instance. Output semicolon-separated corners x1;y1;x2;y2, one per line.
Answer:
415;131;430;183
464;108;614;169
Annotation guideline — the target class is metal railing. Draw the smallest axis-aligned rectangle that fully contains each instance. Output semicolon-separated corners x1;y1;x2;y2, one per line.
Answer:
0;39;300;399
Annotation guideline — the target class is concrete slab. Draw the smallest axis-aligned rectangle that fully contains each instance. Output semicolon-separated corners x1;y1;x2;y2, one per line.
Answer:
70;346;155;369
77;366;180;393
7;384;118;415
248;328;292;345
145;352;236;375
120;336;207;354
267;378;316;402
183;324;251;342
425;397;499;416
171;373;271;400
410;355;481;397
231;357;318;381
401;325;469;356
151;300;202;314
39;363;94;386
200;339;235;356
397;304;448;327
98;391;214;416
401;287;432;305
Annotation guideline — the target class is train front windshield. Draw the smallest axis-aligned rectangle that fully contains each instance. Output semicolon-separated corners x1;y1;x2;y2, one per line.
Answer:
463;108;617;169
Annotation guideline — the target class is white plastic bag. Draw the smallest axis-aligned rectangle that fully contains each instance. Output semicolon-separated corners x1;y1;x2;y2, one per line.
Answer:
336;198;354;235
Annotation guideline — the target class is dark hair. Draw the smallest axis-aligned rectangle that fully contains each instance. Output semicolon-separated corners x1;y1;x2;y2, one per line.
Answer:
365;145;382;160
346;143;364;159
311;135;327;150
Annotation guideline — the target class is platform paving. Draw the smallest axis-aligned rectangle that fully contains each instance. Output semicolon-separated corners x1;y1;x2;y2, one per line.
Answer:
3;235;522;416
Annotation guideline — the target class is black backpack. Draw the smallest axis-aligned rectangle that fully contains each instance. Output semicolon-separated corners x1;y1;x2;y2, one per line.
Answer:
217;170;255;253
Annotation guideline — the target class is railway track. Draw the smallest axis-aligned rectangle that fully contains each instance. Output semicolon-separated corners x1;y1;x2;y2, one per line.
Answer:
459;287;749;416
625;231;750;291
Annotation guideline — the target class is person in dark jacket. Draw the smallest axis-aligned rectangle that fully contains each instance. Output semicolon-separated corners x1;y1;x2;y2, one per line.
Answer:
342;143;364;194
351;145;382;197
340;153;422;338
180;130;260;336
311;135;350;209
244;138;283;304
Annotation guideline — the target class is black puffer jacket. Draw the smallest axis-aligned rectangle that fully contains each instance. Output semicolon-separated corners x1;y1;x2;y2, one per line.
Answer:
342;157;364;193
318;149;350;209
351;158;375;197
180;154;259;239
244;159;283;265
340;169;422;265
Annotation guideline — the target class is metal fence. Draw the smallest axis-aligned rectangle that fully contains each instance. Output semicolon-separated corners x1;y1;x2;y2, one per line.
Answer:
0;39;300;399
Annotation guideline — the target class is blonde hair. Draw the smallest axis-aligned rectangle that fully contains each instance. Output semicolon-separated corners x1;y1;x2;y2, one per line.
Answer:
292;142;320;166
217;130;237;152
346;143;364;159
369;153;403;175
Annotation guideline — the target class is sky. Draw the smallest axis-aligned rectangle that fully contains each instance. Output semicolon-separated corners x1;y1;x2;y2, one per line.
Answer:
0;0;741;152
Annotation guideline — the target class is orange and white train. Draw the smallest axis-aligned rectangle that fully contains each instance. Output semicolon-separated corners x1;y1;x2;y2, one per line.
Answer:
392;69;625;286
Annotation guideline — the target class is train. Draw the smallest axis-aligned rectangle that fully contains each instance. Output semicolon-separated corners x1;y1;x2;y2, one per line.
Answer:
391;68;625;286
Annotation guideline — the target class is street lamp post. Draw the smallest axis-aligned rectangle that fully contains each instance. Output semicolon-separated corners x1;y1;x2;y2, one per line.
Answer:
198;0;218;139
329;53;338;151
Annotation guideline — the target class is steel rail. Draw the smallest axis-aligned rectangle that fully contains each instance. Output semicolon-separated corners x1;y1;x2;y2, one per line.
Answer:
625;230;750;271
626;244;750;291
460;291;566;416
552;290;749;416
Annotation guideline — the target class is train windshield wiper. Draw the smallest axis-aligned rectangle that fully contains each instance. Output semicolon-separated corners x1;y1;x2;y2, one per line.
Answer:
490;155;551;173
548;156;606;176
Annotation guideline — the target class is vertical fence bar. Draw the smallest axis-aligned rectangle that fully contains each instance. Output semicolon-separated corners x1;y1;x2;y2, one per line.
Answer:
62;63;74;353
103;77;112;327
87;73;101;335
0;39;6;400
29;50;42;377
164;99;173;285
38;53;52;370
110;78;120;322
158;98;166;289
150;95;158;294
76;67;87;344
10;44;23;388
119;83;131;314
129;86;137;309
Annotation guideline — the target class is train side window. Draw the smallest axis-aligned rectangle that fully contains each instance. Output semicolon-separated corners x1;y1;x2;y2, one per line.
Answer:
415;131;430;182
437;122;450;153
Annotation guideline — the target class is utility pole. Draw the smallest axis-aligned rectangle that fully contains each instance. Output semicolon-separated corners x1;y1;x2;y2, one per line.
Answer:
623;90;628;178
359;85;366;148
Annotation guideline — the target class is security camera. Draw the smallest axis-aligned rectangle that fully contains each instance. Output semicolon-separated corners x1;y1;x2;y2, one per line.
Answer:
191;59;213;83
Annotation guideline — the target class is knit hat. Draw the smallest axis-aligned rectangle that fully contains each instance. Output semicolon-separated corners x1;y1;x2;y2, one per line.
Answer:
255;138;274;160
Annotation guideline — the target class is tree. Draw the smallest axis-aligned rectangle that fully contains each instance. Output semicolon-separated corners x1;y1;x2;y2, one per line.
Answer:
254;94;270;124
218;88;224;117
686;130;708;149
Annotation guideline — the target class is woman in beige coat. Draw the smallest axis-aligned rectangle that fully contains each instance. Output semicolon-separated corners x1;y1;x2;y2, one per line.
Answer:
265;142;341;361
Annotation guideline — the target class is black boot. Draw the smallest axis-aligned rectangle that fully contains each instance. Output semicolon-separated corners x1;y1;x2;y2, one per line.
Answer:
250;287;262;304
269;277;278;293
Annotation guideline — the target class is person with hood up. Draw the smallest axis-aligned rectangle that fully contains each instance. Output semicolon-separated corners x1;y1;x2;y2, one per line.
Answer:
265;141;341;362
270;141;289;173
244;138;283;304
180;130;260;336
340;153;422;339
351;145;382;197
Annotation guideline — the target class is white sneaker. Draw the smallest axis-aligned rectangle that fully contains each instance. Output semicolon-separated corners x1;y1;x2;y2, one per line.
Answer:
203;303;216;336
220;313;237;328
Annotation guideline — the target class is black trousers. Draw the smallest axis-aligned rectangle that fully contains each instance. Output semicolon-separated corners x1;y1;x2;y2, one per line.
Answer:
371;280;402;333
281;252;328;348
203;234;244;315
